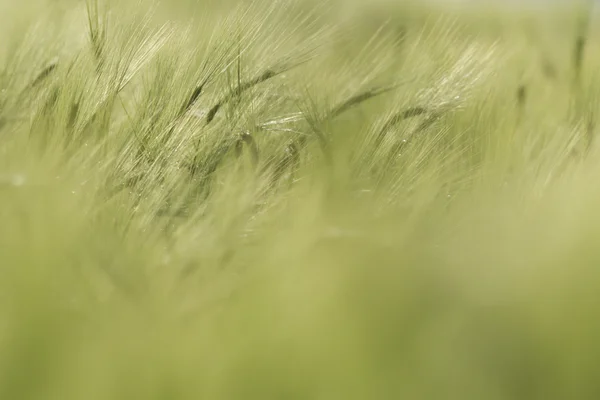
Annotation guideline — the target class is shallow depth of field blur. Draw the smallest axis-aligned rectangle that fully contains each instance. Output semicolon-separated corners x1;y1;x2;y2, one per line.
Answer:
1;0;600;398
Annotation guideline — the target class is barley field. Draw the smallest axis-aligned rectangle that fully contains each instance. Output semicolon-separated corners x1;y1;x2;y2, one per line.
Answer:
1;0;599;398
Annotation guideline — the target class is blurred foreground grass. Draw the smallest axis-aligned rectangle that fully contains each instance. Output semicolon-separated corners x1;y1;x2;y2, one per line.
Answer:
1;0;600;398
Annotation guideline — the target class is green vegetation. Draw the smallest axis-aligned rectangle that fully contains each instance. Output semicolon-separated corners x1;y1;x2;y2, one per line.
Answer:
1;0;600;398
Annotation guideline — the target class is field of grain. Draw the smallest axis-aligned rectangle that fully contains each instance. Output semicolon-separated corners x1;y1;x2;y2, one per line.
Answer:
1;0;600;398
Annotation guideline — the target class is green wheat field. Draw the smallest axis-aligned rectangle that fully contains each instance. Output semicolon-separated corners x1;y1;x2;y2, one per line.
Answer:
1;0;600;398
